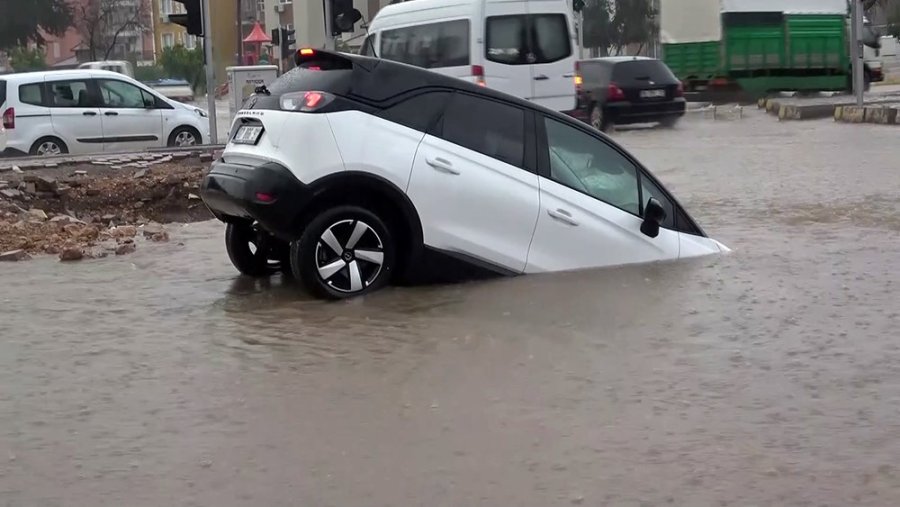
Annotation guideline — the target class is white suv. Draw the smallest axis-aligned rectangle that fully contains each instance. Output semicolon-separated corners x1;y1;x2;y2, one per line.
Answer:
200;49;728;299
0;69;209;157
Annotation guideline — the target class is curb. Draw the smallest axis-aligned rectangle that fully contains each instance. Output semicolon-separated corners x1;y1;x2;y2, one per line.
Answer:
834;105;900;124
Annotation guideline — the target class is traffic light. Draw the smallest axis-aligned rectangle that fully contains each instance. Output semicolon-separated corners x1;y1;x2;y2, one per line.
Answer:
169;0;203;37
329;0;363;36
280;27;296;59
573;0;585;12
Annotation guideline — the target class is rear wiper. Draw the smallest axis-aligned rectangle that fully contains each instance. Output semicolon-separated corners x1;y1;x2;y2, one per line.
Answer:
255;85;271;96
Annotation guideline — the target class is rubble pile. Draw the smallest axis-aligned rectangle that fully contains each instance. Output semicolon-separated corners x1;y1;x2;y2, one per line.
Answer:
0;156;213;262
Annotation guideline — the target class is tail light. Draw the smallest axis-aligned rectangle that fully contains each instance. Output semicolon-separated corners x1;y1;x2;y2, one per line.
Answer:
471;65;486;87
574;61;583;91
607;83;626;102
2;108;14;129
675;81;684;97
279;91;335;112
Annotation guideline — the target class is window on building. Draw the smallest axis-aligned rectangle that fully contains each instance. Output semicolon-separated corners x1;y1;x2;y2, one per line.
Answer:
161;0;172;15
185;35;198;49
162;33;175;49
52;42;61;59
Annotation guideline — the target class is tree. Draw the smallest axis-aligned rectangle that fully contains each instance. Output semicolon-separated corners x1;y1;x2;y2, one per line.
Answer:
74;0;152;61
9;47;48;72
159;45;207;93
0;0;73;50
583;0;657;56
583;0;614;55
888;2;900;38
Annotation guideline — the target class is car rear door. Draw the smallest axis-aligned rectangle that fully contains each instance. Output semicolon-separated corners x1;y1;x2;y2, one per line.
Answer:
406;91;540;273
483;4;534;101
45;76;104;155
525;114;680;273
527;4;577;111
95;78;164;152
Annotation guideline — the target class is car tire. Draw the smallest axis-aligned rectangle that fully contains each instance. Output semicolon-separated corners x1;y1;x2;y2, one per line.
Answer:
29;137;68;156
590;104;610;132
168;126;201;147
291;205;396;300
225;222;288;277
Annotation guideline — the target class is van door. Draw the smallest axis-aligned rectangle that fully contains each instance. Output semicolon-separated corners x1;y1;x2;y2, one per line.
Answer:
527;4;577;112
483;4;534;101
45;78;104;155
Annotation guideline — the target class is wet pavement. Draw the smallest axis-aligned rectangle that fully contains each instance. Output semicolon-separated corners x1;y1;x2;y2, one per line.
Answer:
3;110;900;506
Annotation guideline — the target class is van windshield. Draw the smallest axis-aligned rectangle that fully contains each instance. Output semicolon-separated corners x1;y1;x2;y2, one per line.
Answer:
486;14;571;65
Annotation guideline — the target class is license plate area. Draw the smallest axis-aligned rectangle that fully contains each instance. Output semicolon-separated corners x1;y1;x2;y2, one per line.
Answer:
640;89;666;99
232;125;264;145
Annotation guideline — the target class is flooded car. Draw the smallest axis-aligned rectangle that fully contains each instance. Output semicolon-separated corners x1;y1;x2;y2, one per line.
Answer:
200;48;727;299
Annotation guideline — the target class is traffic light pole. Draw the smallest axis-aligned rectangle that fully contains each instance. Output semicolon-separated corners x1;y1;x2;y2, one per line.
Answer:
202;0;218;143
850;0;865;106
323;0;336;51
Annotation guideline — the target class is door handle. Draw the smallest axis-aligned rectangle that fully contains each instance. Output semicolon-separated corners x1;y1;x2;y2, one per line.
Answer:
548;208;579;226
82;111;97;116
425;156;460;175
533;74;550;81
104;111;119;116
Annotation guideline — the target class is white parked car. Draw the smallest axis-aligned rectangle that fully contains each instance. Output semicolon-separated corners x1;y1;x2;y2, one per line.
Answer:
0;69;209;157
361;0;578;113
200;49;728;299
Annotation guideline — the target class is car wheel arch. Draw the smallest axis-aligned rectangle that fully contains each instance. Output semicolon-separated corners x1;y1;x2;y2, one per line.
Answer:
298;171;425;281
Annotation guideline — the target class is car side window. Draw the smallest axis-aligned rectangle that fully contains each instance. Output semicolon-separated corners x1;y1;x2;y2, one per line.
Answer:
543;117;641;215
47;80;94;108
377;91;450;133
440;93;525;169
19;83;45;106
98;80;148;108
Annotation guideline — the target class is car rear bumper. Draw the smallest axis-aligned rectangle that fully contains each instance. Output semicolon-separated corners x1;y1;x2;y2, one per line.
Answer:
606;98;687;124
199;160;312;241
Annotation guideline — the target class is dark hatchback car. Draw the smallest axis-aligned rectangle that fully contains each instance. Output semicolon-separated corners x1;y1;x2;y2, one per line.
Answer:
570;56;686;131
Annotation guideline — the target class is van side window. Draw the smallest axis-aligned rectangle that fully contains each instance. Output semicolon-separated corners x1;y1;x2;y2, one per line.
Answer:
486;14;571;65
439;93;525;169
19;83;45;106
380;19;470;69
47;80;94;108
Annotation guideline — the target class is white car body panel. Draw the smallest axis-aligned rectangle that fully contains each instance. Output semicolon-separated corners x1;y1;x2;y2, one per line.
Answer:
524;177;681;273
407;134;541;273
325;110;424;191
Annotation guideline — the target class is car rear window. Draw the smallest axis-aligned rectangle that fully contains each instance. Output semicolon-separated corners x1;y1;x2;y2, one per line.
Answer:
612;60;677;85
486;14;571;65
19;83;45;106
579;61;611;85
0;80;6;107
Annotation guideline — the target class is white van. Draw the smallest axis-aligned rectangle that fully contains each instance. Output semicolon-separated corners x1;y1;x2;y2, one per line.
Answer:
77;60;135;79
361;0;578;112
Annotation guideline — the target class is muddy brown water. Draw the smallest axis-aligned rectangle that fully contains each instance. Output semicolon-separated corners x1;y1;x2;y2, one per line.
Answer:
2;110;900;507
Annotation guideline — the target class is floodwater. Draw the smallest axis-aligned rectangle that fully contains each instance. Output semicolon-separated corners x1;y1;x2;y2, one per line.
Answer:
3;109;900;507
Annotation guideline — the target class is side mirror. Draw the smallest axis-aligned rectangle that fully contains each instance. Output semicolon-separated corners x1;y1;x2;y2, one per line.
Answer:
640;197;666;238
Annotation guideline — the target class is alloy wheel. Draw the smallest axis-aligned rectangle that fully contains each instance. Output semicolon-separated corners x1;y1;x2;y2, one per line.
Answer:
175;131;197;146
314;219;385;294
37;141;62;156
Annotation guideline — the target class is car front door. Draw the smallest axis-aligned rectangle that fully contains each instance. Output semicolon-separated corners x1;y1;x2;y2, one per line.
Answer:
524;115;680;273
406;92;540;273
96;78;163;152
45;77;103;155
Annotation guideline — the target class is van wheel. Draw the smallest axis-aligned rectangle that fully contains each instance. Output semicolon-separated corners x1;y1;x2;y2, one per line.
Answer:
291;206;396;299
590;104;610;132
225;222;288;277
30;137;68;156
168;126;201;147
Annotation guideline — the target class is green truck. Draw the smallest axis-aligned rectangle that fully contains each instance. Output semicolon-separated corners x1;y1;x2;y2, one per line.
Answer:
660;0;883;96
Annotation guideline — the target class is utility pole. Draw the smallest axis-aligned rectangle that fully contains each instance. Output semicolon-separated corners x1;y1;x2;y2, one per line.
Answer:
202;0;218;143
850;0;865;106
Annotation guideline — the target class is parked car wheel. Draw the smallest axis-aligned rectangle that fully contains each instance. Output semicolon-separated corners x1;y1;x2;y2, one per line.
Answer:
225;222;288;277
168;126;201;147
29;137;68;156
291;206;396;299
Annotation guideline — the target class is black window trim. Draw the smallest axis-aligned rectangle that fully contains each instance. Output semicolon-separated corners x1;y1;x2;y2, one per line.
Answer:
431;90;536;175
535;112;705;236
485;13;573;66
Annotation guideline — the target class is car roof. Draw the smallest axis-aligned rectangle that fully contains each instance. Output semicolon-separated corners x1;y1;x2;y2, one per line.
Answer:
329;50;582;126
0;68;132;84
